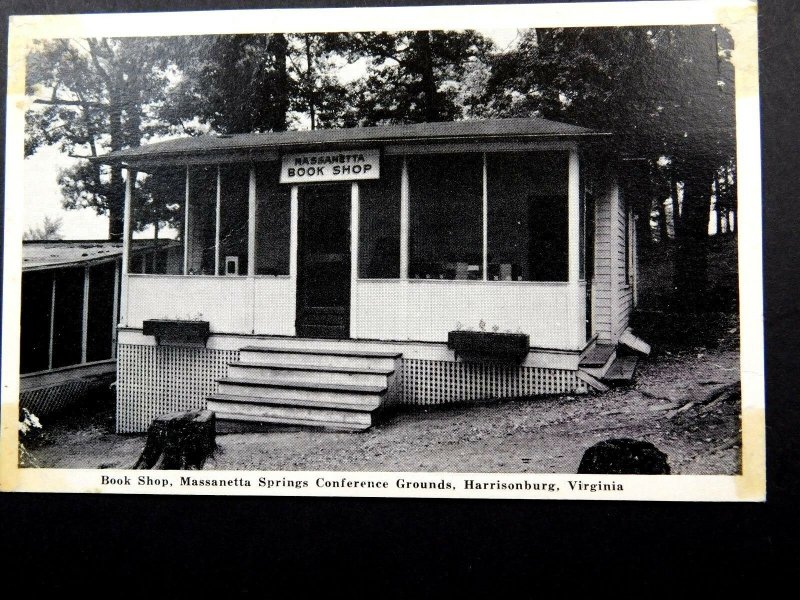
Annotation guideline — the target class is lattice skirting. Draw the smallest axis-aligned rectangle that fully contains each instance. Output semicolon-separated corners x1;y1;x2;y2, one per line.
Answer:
117;344;239;433
20;380;96;418
116;345;586;432
402;359;587;406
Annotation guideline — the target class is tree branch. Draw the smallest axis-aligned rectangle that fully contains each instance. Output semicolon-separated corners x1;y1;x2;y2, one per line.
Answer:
87;38;113;86
34;98;109;109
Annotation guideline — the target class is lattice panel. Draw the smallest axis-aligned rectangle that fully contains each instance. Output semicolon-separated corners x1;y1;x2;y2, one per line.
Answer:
20;380;93;418
401;359;587;406
117;345;239;433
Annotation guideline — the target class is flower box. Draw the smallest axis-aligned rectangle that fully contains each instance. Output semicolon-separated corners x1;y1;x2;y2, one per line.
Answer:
142;319;210;347
447;330;530;364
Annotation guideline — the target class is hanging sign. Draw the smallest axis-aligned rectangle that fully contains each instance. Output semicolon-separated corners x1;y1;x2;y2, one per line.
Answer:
280;149;380;183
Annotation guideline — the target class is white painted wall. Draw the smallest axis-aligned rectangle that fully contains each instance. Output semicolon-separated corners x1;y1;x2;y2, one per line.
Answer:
592;170;632;344
352;279;586;350
127;275;585;350
253;277;296;335
126;275;295;335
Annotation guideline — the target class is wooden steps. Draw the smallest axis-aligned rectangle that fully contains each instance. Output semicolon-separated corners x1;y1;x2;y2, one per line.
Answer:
208;343;402;432
579;343;616;367
603;355;639;384
579;343;617;381
578;338;645;389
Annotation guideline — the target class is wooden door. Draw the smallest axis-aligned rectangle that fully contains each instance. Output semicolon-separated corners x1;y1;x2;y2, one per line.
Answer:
296;185;351;339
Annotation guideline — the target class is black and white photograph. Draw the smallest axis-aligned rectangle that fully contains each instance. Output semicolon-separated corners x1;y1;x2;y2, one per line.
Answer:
0;1;764;500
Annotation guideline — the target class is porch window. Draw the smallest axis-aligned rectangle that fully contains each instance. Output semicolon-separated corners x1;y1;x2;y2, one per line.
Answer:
19;270;52;373
186;166;217;275
51;267;84;368
85;261;117;362
359;155;402;278
129;167;185;274
486;152;569;282
409;153;483;280
255;162;291;276
218;164;250;276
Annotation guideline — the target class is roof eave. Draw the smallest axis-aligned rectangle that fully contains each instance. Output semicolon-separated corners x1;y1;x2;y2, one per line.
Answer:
98;130;613;169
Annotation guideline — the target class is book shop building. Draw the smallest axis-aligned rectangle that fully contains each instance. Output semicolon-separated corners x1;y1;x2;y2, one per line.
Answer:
101;117;646;433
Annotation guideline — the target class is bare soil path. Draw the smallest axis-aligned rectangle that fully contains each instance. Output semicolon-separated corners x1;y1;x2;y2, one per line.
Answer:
25;344;741;475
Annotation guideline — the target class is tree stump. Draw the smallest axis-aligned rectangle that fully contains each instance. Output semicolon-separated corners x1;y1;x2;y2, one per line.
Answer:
134;409;216;470
577;438;671;475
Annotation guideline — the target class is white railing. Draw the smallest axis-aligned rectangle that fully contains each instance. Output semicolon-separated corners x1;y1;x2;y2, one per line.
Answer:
125;274;585;350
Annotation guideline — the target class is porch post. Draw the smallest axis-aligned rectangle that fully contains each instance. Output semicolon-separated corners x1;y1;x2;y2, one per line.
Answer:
400;155;410;339
350;182;360;337
183;166;190;275
215;165;221;276
568;149;582;347
631;210;639;307
120;167;133;327
289;185;299;281
248;165;256;276
482;152;488;281
400;156;410;279
48;275;56;370
111;260;120;357
81;265;90;363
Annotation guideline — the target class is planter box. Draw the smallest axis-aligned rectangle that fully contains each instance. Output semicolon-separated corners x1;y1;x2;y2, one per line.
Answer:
447;331;530;364
143;319;210;347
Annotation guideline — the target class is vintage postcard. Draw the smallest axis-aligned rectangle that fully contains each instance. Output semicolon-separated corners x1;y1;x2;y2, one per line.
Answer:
0;1;764;500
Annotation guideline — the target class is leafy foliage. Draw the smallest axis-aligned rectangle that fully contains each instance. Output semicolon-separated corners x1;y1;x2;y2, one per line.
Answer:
23;215;63;240
25;38;175;238
341;30;494;124
159;34;290;135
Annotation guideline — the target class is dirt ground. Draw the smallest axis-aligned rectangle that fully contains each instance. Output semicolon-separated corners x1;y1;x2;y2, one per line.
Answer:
23;330;741;475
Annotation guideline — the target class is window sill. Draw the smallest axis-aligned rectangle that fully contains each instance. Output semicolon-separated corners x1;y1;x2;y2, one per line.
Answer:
356;278;572;285
127;273;291;279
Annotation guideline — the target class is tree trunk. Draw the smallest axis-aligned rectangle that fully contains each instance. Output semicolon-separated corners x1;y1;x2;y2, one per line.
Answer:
271;34;289;132
107;82;126;241
635;193;652;250
305;35;316;130
673;160;714;312
414;31;439;122
134;409;216;470
107;166;125;241
670;171;682;240
657;197;669;243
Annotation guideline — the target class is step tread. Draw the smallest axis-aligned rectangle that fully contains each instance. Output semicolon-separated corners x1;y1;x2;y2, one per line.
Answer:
215;412;370;432
579;343;616;367
230;360;395;375
218;376;387;395
209;393;382;412
603;355;639;382
240;345;402;359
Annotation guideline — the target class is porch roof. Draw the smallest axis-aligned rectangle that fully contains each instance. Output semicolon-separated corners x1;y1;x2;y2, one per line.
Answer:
99;117;608;167
22;239;179;271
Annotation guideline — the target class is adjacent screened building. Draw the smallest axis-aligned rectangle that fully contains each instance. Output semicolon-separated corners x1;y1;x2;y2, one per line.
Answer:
19;240;180;416
101;117;645;433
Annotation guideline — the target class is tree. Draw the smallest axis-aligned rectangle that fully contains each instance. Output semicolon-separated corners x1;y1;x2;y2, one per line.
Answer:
287;34;354;130
342;30;494;124
159;34;291;135
23;216;63;241
25;38;173;240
